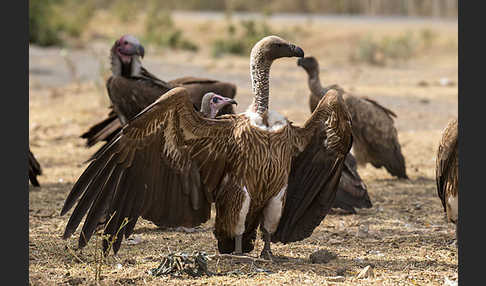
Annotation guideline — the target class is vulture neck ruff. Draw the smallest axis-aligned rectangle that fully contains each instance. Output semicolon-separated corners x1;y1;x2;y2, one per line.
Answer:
244;108;288;132
110;51;142;78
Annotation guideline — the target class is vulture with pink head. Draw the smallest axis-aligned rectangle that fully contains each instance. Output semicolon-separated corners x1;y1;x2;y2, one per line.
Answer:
80;35;237;150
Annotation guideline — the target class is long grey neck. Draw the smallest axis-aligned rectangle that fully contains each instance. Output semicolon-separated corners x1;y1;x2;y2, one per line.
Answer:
307;70;324;99
250;53;272;115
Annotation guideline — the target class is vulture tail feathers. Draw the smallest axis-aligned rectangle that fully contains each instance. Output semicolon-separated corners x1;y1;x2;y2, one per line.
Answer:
333;154;372;213
378;144;408;179
81;112;122;148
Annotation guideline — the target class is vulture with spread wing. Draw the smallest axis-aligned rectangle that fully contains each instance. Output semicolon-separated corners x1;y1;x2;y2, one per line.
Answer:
436;118;458;224
61;36;352;260
298;56;407;179
80;35;237;148
29;147;42;187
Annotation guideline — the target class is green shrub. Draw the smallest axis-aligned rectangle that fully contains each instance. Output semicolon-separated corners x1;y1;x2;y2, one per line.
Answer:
211;18;291;58
29;0;95;47
144;7;199;52
29;0;63;46
351;32;418;66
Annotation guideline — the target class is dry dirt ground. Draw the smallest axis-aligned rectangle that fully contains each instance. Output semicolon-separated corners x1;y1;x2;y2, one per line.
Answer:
29;12;458;285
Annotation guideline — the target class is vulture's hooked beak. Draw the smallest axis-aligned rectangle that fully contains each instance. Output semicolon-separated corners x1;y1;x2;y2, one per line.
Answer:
225;98;238;106
290;44;304;58
137;44;145;58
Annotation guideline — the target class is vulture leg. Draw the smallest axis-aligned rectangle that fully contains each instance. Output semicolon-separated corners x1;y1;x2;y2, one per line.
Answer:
260;228;273;260
260;187;286;260
234;234;243;255
214;183;251;255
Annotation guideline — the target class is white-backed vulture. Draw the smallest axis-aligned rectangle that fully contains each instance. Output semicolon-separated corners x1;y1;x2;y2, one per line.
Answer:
29;147;42;187
80;35;237;148
436;118;458;224
60;36;352;260
298;56;408;179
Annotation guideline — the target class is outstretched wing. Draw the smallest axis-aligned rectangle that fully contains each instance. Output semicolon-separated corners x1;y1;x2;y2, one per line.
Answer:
168;76;237;116
272;89;353;243
61;87;237;254
436;118;458;212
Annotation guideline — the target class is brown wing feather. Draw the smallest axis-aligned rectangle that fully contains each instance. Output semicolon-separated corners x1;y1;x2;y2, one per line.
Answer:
360;96;397;119
436;118;458;212
333;153;372;213
82;71;237;147
272;89;353;243
80;111;122;147
169;76;237;116
61;87;237;253
107;75;172;123
169;76;219;85
28;148;42;187
344;94;407;178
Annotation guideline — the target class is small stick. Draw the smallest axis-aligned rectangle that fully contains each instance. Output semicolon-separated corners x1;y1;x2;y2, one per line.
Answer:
209;254;271;264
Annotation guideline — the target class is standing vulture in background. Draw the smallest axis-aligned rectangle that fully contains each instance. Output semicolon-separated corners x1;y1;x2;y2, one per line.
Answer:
80;35;237;148
436;118;458;225
60;35;352;260
298;56;408;179
28;147;42;187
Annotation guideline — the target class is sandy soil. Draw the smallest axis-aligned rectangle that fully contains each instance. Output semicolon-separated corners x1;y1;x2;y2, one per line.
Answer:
29;12;457;285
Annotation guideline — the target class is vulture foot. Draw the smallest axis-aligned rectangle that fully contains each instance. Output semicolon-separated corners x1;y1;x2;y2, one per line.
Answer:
259;249;274;261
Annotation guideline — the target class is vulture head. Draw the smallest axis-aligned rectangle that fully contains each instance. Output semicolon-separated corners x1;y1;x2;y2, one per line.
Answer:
200;92;238;119
111;35;145;76
297;56;319;75
252;35;304;62
112;34;145;64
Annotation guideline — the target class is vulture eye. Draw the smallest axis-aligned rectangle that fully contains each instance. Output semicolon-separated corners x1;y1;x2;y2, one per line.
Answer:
212;97;219;103
124;41;128;45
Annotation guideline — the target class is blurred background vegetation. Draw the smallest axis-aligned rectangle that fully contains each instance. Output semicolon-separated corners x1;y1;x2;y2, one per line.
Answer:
29;0;457;65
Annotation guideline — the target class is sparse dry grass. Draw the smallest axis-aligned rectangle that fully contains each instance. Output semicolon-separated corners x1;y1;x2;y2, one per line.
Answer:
29;13;457;285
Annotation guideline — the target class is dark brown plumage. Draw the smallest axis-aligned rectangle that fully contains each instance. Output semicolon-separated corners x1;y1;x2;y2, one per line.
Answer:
298;56;408;179
436;118;458;224
80;35;237;148
61;36;352;260
333;154;372;214
29;147;42;187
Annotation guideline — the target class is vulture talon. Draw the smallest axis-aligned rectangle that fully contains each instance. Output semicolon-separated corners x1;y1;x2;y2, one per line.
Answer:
259;249;274;261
